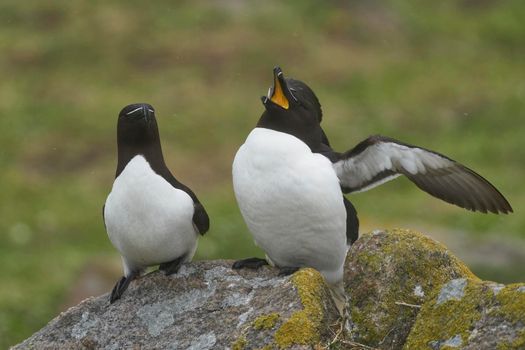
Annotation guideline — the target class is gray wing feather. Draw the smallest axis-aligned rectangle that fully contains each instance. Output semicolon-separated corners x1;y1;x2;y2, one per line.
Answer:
333;135;512;214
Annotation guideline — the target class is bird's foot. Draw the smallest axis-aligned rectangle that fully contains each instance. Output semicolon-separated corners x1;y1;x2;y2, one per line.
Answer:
159;256;185;276
110;273;137;304
278;266;300;276
232;257;269;270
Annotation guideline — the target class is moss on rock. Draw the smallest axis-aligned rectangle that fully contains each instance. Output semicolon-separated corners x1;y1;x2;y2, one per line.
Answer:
497;330;525;350
493;285;525;350
231;336;247;350
345;229;477;349
253;313;280;330
18;231;523;350
274;268;328;349
495;284;525;323
406;279;525;349
404;278;486;349
230;268;338;349
256;346;274;350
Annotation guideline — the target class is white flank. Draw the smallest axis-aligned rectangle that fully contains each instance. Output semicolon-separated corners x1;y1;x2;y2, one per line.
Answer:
104;155;197;275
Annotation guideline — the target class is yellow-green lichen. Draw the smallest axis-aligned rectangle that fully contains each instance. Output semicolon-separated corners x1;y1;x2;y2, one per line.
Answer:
441;346;461;350
380;229;478;281
348;229;479;347
356;248;382;271
256;346;274;350
494;284;525;323
404;279;490;349
253;313;280;330
497;329;525;350
493;284;525;349
274;268;326;349
231;336;247;350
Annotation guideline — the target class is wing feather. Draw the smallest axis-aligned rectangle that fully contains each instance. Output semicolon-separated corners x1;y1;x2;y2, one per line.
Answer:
333;135;512;214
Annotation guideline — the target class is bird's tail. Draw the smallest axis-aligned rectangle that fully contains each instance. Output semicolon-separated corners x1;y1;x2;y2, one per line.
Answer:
327;280;347;317
328;280;355;336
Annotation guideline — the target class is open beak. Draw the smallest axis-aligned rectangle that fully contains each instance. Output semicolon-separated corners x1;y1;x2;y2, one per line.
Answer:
270;67;289;109
262;66;291;109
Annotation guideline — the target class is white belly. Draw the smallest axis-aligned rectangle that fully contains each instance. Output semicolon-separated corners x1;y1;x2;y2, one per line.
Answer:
232;128;347;284
104;155;197;271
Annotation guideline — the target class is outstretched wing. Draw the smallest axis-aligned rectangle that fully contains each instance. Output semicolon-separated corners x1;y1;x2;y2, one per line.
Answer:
333;135;512;214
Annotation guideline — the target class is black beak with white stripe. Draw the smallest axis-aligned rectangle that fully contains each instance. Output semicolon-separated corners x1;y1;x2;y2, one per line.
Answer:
104;103;210;304
261;67;298;109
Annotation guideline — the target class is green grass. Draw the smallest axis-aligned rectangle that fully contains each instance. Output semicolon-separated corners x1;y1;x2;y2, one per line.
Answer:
1;0;524;347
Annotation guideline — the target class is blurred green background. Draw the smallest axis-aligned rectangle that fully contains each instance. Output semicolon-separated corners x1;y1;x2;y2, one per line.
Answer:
1;0;524;347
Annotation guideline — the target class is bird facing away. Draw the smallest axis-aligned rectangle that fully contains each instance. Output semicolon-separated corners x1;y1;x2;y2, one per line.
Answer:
231;67;512;313
103;103;209;303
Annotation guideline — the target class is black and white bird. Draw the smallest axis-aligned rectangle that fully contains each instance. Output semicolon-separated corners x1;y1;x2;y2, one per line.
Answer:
103;103;209;303
232;67;512;313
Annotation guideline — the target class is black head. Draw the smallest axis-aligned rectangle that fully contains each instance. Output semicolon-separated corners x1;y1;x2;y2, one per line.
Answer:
257;67;324;150
117;103;160;146
115;103;165;177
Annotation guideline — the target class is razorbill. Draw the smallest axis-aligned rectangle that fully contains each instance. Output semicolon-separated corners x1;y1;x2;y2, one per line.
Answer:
103;103;210;303
231;67;512;313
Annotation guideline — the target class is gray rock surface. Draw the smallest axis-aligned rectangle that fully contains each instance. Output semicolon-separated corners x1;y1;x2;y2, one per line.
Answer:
12;261;338;350
436;278;467;305
13;230;525;349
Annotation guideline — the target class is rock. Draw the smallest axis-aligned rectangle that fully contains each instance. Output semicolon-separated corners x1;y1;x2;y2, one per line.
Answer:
13;229;525;349
435;278;467;305
12;261;339;350
405;279;525;349
344;229;477;349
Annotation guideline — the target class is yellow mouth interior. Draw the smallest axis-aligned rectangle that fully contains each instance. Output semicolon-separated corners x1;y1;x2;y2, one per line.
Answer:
270;74;289;109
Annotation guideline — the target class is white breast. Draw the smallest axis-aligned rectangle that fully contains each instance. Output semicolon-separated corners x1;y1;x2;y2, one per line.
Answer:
232;128;347;284
104;155;197;272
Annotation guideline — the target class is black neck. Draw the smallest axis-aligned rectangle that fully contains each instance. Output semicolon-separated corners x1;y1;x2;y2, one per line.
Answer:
115;140;167;178
257;111;324;152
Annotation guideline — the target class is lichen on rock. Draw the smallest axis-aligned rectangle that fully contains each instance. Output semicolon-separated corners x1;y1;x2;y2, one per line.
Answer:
233;268;338;350
232;336;247;350
253;313;280;330
404;278;485;349
274;268;332;348
495;284;525;323
13;261;338;350
405;279;525;349
345;229;477;349
12;229;525;350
